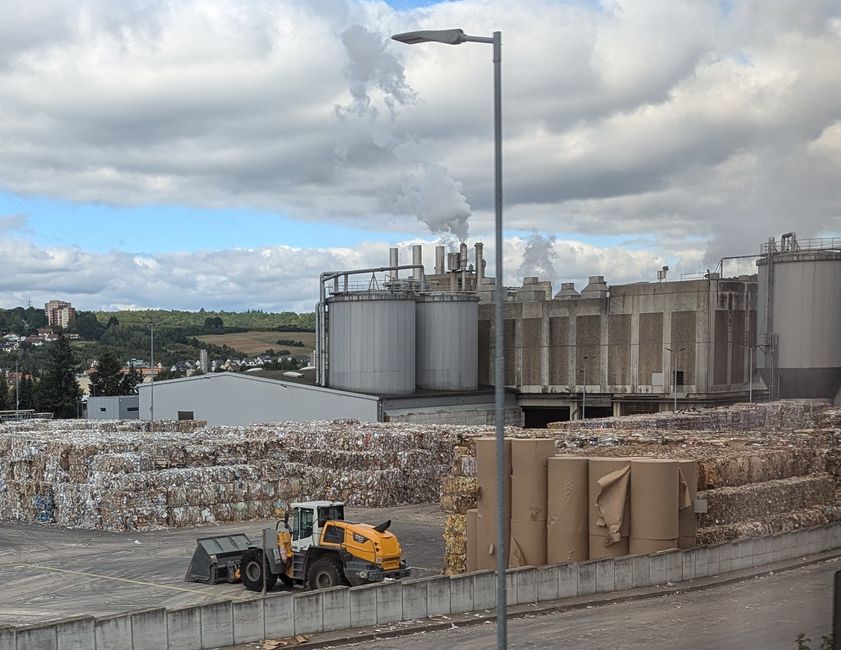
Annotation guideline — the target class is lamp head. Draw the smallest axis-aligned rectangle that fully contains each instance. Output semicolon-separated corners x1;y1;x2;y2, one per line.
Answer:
391;29;466;45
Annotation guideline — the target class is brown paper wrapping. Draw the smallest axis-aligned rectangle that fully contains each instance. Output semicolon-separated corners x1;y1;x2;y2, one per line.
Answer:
588;457;631;559
466;508;478;572
629;459;679;555
509;438;555;566
678;459;699;548
476;437;511;570
546;456;589;563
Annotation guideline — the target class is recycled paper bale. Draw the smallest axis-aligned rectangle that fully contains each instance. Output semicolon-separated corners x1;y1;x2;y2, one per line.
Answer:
509;438;555;567
588;457;631;559
476;437;511;570
678;459;699;548
466;508;478;572
629;459;679;554
546;455;589;563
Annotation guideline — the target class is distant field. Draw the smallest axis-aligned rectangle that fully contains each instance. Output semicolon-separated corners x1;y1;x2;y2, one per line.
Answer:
196;331;315;356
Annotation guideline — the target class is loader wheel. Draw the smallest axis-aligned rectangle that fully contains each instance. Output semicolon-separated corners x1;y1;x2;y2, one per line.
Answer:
241;549;277;592
307;557;346;590
279;573;294;587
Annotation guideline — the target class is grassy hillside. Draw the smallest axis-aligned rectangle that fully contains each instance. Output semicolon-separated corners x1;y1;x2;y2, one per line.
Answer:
92;309;314;330
195;331;315;356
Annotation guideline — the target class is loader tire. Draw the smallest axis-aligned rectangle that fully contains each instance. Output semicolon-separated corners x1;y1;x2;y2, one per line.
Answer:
307;557;346;590
241;548;277;592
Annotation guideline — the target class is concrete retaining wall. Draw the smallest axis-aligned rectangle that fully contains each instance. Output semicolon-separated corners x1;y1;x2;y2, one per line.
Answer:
6;524;841;650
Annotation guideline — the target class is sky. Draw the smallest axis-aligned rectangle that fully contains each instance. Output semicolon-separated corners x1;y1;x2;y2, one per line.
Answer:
1;0;840;312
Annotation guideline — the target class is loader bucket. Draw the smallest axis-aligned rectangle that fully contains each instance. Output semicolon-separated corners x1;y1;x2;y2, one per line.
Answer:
185;533;252;584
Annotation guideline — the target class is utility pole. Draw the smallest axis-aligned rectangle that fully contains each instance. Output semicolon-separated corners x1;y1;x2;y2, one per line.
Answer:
150;324;155;433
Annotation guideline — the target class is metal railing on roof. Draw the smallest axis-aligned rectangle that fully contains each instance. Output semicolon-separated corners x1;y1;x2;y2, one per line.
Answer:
760;236;841;255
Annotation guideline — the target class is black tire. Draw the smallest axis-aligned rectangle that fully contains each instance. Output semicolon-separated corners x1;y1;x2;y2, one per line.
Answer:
307;557;346;590
241;548;277;592
279;573;295;587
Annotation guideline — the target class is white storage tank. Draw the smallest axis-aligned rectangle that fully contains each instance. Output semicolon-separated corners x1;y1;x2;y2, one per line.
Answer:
416;294;479;391
327;292;416;394
757;237;841;399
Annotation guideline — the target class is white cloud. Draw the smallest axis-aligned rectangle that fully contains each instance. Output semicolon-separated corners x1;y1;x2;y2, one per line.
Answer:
0;0;840;309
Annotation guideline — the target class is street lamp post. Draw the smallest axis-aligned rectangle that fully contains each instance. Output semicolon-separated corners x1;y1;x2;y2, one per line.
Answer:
150;324;155;433
392;27;506;649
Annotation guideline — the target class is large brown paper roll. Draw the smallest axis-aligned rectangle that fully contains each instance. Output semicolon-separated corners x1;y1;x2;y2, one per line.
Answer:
509;438;555;566
678;459;699;548
547;456;589;563
629;459;679;555
588;457;631;559
476;437;511;570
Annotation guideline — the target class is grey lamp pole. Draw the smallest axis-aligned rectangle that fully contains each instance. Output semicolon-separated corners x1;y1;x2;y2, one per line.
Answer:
392;27;506;648
150;324;155;433
664;346;686;411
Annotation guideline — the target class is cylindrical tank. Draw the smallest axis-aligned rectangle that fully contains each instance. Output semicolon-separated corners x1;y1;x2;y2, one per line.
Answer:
415;294;479;390
327;292;416;394
757;245;841;398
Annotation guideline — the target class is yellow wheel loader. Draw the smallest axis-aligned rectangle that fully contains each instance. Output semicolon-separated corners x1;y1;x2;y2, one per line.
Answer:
185;500;409;591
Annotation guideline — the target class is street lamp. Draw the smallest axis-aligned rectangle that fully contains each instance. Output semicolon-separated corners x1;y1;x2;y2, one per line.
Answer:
150;324;155;433
664;346;686;412
392;27;506;649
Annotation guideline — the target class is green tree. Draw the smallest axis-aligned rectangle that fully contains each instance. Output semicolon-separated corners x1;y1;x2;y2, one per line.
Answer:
0;371;9;410
18;376;33;410
74;311;106;340
119;364;141;395
36;334;81;418
89;351;123;396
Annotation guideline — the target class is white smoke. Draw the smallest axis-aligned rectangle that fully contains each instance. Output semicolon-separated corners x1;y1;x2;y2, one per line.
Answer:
336;23;472;241
519;233;558;285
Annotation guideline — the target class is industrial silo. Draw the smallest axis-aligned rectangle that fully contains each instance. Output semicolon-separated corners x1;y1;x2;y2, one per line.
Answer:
415;294;479;390
327;292;416;394
757;234;841;399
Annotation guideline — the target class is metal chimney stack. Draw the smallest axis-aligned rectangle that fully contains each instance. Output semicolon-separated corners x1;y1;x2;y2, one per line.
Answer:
475;242;484;283
412;244;423;282
459;242;468;270
389;247;399;281
435;246;445;275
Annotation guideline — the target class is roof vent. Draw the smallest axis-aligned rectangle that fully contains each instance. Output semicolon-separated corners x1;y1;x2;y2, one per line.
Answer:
554;282;580;300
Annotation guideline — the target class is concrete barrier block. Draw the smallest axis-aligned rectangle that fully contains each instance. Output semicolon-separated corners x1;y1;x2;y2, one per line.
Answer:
450;574;474;613
734;539;752;570
665;551;682;583
376;581;403;624
55;617;94;650
577;561;596;597
557;563;578;599
167;606;202;650
14;624;56;650
94;615;131;650
614;557;634;591
472;571;496;611
629;555;650;589
681;549;695;581
131;609;166;650
820;526;832;552
264;592;294;639
706;544;721;576
536;565;559;602
505;571;515;606
594;559;614;593
350;584;378;628
693;546;709;579
718;541;733;573
753;536;770;567
320;587;350;632
200;601;233;649
232;598;264;645
0;626;14;650
771;533;785;563
293;591;323;635
426;576;452;616
511;567;538;604
401;578;429;621
831;524;841;550
649;553;666;585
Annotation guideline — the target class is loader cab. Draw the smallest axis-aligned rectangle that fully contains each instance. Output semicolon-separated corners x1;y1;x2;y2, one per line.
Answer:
289;501;345;553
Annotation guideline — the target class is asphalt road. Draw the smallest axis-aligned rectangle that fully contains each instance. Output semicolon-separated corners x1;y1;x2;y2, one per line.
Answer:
0;503;444;626
343;557;839;650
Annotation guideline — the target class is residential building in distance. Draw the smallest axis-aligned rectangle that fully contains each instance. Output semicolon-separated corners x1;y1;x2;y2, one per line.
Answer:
44;300;77;329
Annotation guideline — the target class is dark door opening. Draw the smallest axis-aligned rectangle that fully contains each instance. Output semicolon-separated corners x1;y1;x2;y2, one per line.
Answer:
524;407;570;429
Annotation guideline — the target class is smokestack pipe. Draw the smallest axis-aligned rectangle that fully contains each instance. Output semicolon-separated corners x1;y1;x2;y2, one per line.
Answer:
447;252;459;272
475;242;484;283
389;247;399;281
435;245;445;275
459;242;468;270
412;244;423;282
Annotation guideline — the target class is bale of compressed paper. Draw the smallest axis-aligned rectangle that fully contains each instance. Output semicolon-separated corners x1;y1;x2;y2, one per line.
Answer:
443;514;467;574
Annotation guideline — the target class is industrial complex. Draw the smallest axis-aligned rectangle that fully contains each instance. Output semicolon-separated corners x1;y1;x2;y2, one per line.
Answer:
136;232;840;428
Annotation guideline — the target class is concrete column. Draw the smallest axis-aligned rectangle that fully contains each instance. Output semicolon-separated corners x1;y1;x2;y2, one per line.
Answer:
630;308;640;391
541;306;551;387
600;308;609;391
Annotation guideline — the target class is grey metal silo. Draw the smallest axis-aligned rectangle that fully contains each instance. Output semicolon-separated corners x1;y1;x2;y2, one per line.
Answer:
757;234;841;399
415;294;479;391
327;291;416;394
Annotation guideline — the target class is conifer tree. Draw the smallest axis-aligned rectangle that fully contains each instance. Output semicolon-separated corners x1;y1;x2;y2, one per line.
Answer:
36;334;81;418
